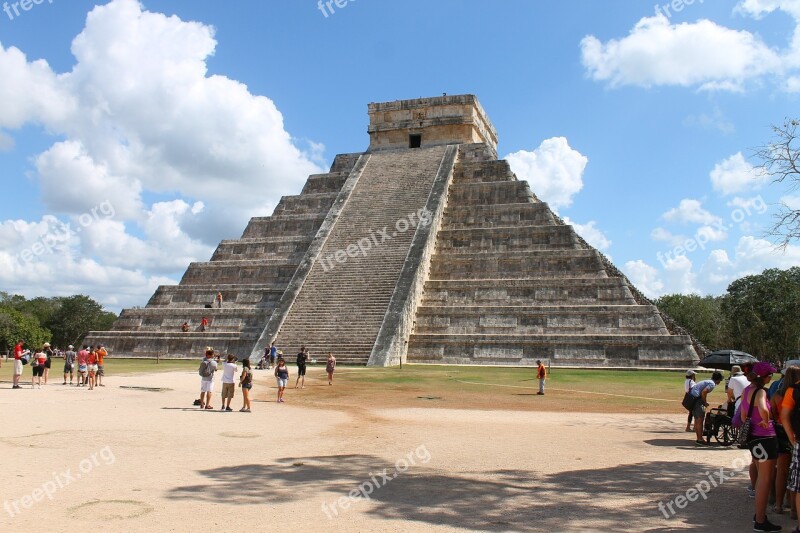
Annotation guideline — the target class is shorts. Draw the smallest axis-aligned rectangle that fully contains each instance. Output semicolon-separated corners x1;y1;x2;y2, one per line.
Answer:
776;425;793;454
78;365;88;374
96;365;105;376
692;400;706;419
44;360;51;369
222;382;235;400
749;436;779;462
14;359;23;376
788;443;800;493
276;378;288;388
200;380;215;393
242;383;252;390
64;363;74;374
297;365;307;376
32;366;44;377
87;364;98;374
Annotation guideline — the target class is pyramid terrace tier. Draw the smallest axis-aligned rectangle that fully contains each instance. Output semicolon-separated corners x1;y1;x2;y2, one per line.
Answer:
180;259;301;285
420;278;638;306
210;236;314;262
447;181;537;205
413;305;670;335
443;203;556;228
147;284;286;309
87;331;257;359
428;249;607;279
452;160;517;183
241;213;328;239
113;307;269;335
407;333;698;368
434;225;583;253
272;192;339;217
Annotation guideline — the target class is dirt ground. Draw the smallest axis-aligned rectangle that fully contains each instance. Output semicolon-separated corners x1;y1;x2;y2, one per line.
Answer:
0;366;786;532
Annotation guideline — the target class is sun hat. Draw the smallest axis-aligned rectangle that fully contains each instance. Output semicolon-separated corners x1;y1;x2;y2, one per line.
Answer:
43;342;50;347
753;361;778;378
730;365;743;376
685;370;696;378
68;345;74;349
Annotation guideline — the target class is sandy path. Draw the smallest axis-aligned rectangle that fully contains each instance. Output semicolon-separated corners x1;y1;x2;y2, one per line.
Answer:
0;369;782;532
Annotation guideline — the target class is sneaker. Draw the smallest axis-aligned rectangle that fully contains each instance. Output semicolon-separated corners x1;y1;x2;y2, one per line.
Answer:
695;440;709;446
220;406;225;411
225;407;232;412
537;392;545;395
747;487;756;498
754;518;782;531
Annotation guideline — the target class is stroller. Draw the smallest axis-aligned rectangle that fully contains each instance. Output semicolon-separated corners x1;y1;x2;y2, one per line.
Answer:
702;403;740;446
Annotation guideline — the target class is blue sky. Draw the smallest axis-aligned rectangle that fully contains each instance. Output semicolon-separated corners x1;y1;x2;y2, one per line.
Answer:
0;0;799;311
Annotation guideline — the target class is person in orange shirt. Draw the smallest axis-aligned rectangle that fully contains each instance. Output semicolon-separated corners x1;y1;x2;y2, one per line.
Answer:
772;367;800;515
537;360;547;395
96;345;108;387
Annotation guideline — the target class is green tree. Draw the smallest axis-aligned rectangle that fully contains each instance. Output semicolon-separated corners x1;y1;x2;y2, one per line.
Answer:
655;294;727;349
721;267;800;361
0;307;50;354
45;295;118;347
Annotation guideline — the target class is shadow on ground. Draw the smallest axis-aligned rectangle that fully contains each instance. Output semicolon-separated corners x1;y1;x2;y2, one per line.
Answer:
166;454;760;531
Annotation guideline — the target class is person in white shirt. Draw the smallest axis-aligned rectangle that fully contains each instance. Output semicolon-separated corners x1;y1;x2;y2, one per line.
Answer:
685;370;696;432
220;354;238;412
727;365;750;410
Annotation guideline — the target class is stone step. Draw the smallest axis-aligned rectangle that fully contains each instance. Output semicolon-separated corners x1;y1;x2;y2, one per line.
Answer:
429;249;606;279
420;278;636;305
435;225;581;252
444;203;554;228
413;305;668;335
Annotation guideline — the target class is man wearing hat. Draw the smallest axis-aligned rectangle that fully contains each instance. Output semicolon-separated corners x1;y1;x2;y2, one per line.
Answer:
63;345;76;385
727;365;750;411
689;370;725;445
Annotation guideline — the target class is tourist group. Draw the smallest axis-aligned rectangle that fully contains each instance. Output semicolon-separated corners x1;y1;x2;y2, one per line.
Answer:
6;340;108;391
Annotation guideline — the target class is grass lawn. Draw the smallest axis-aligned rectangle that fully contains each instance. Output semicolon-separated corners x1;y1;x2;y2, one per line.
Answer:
0;358;729;414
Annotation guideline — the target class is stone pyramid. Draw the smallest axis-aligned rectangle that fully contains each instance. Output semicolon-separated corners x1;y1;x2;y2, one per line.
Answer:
87;95;701;368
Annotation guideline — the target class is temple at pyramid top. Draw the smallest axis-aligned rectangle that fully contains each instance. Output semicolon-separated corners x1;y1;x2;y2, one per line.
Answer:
367;95;498;153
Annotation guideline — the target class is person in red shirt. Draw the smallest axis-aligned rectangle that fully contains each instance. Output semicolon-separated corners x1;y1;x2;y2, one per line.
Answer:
12;340;24;389
76;346;89;387
31;348;47;388
200;317;209;332
537;360;547;396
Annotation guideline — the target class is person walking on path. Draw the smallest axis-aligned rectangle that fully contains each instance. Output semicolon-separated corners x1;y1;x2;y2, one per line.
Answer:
220;354;237;412
96;345;108;387
76;346;89;387
63;345;76;385
43;342;53;384
275;358;289;403
741;362;781;532
239;358;253;412
215;292;223;309
536;360;547;395
295;347;308;389
31;348;47;388
12;340;24;389
685;370;697;432
198;349;218;410
690;371;724;445
326;352;336;385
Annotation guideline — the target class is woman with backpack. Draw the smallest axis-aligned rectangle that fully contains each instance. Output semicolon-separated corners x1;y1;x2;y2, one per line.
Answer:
741;362;781;532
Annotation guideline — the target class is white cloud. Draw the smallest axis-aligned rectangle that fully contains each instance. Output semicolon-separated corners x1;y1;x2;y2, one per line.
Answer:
651;227;687;247
506;137;588;209
624;260;665;298
710;152;768;195
0;0;326;310
580;14;782;91
662;199;720;225
563;217;611;250
781;194;800;209
696;224;728;242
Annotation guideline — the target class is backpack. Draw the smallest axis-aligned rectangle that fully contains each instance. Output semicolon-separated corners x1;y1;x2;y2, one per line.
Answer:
198;360;213;378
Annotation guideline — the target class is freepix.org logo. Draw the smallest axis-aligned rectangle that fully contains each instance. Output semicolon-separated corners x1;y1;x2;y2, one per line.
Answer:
2;0;55;22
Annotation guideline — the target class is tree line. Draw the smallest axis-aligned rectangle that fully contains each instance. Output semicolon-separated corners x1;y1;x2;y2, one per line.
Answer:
655;267;800;362
0;293;117;354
